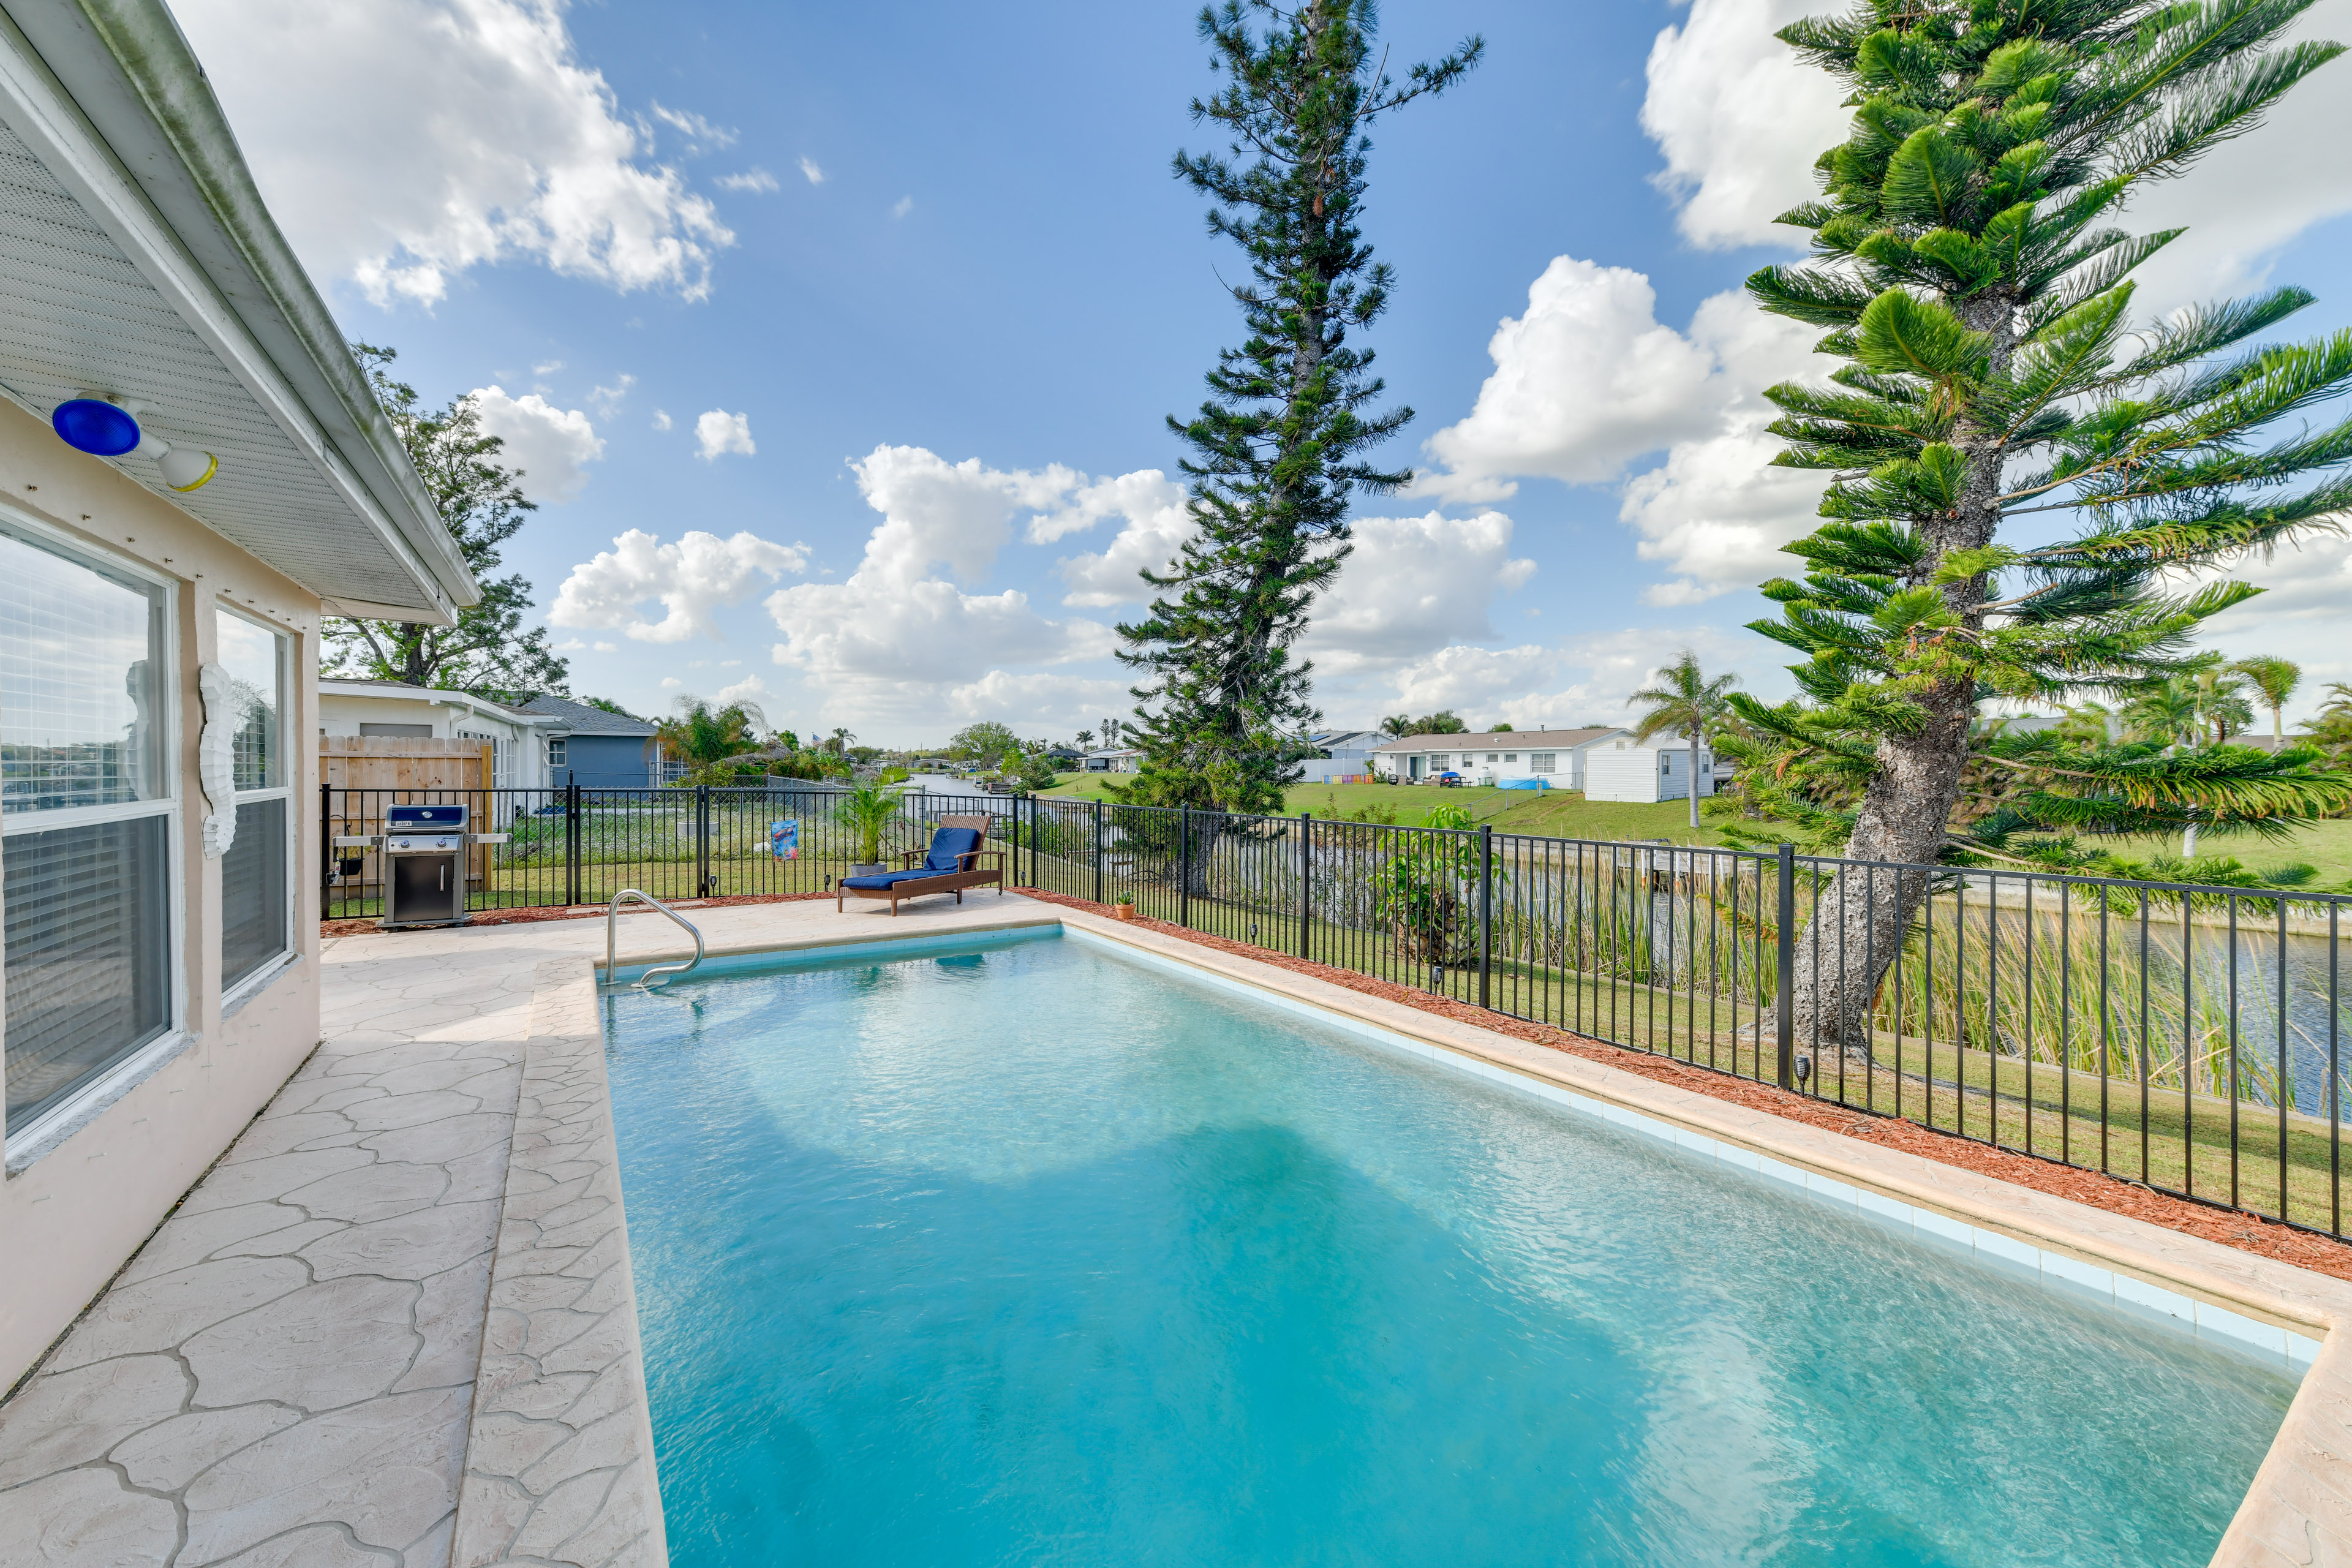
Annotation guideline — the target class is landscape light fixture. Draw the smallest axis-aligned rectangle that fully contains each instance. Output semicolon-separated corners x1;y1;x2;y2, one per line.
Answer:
49;396;219;492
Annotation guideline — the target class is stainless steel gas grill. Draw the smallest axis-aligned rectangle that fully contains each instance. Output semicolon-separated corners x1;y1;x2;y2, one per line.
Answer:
333;802;509;929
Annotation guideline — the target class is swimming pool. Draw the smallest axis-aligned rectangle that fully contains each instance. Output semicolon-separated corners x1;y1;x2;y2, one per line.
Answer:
603;927;2299;1567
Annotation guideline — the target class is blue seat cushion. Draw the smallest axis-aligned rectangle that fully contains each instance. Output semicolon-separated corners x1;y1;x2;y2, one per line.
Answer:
840;870;927;891
923;826;984;872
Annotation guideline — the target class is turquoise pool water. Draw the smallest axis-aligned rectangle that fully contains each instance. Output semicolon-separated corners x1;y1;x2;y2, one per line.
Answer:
603;930;2296;1567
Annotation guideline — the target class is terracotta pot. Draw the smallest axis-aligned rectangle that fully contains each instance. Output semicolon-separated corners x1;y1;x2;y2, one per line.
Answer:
1112;903;1137;922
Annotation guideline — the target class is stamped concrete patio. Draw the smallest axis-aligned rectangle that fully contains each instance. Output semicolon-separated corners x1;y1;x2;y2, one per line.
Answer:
0;892;1047;1568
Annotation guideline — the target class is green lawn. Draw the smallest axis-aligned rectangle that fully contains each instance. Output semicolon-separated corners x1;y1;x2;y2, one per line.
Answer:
1041;775;1773;845
1040;774;2352;883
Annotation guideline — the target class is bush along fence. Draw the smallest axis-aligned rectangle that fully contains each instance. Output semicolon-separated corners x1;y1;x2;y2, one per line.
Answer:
326;784;2352;1238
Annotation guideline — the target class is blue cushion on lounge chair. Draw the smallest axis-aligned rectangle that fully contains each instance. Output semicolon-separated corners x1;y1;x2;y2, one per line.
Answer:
840;870;925;891
924;827;983;872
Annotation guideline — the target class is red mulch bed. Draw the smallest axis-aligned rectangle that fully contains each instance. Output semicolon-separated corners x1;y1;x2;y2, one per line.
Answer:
320;884;2352;1283
1016;889;2352;1284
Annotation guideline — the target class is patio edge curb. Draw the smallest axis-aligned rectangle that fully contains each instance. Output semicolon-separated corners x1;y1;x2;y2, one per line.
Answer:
450;956;667;1568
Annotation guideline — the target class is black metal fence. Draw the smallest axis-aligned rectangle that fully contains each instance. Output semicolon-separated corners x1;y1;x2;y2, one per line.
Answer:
325;784;2352;1238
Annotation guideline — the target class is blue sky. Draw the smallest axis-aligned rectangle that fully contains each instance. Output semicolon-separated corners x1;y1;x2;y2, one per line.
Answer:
178;0;2352;744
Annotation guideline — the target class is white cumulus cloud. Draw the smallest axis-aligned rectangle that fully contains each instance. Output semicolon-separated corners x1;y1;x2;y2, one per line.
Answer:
173;0;734;306
1417;255;1826;605
797;156;825;185
1305;511;1536;668
695;409;756;461
852;445;1080;582
467;385;603;502
1418;257;1727;499
1642;0;1848;251
1049;473;1194;607
764;445;1117;724
716;168;780;193
551;529;807;643
712;672;775;710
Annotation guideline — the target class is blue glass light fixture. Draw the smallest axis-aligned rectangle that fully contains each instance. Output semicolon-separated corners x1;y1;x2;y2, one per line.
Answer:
48;396;221;492
51;398;141;456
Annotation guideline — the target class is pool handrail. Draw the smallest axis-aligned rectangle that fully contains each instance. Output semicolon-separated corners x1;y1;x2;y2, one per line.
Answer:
606;888;704;988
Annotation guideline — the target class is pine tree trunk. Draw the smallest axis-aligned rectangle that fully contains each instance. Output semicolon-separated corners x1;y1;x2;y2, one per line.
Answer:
1785;293;2016;1060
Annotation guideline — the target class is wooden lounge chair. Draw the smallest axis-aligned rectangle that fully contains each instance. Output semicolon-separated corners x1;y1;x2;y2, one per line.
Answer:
835;815;1005;914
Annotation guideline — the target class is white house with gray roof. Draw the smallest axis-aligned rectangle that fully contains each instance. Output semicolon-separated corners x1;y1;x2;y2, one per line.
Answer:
1370;728;1625;788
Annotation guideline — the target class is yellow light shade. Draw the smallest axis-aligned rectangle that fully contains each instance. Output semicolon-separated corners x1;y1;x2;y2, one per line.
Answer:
158;447;217;492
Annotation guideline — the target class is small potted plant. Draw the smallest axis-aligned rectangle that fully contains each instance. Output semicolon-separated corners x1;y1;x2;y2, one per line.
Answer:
836;780;903;876
1112;897;1137;922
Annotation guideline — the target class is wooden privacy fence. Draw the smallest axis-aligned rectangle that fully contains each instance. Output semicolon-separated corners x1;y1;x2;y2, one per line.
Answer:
322;735;494;793
321;737;497;891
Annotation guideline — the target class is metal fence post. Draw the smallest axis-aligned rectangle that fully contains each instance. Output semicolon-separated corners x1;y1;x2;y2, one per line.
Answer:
1011;793;1023;886
696;785;712;897
1776;841;1796;1090
319;783;332;908
565;783;581;908
1479;823;1493;1010
1093;797;1104;905
1030;794;1040;888
1178;805;1191;929
1299;812;1313;961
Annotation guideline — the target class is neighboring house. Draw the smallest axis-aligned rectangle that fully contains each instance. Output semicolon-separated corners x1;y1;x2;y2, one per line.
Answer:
1584;733;1721;804
0;9;476;1387
1084;747;1143;773
518;695;662;788
1042;745;1082;769
1371;728;1623;789
1295;729;1385;785
318;678;554;790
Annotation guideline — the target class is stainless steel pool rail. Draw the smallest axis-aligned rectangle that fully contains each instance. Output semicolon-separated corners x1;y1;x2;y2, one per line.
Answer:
606;888;704;989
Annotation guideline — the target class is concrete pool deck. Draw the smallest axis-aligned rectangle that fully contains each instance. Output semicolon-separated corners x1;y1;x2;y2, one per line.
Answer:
5;891;2352;1566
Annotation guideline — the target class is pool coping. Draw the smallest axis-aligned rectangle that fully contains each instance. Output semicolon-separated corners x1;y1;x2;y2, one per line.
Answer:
570;905;2352;1567
451;957;666;1568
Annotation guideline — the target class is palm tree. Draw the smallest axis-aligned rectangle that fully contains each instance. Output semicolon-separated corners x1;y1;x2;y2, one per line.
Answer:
1380;714;1412;737
2232;656;2302;742
2051;702;2114;748
2122;679;2201;749
1628;652;1737;830
2191;663;2255;745
655;696;765;782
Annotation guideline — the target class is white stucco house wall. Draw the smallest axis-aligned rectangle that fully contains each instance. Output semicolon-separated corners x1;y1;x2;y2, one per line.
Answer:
0;9;476;1387
1370;728;1624;788
1584;733;1721;804
318;677;556;790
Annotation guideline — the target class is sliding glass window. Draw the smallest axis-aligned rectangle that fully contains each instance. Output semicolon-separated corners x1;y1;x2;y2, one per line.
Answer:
217;609;290;992
1;525;175;1134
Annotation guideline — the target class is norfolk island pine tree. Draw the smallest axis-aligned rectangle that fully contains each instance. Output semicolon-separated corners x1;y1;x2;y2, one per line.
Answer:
1117;2;1481;814
1733;1;2352;1057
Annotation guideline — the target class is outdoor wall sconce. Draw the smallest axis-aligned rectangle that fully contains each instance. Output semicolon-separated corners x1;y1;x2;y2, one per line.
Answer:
51;396;219;492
